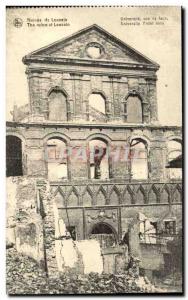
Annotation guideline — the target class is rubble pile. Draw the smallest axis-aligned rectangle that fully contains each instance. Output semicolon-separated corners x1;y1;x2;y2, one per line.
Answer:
7;248;163;294
6;248;48;294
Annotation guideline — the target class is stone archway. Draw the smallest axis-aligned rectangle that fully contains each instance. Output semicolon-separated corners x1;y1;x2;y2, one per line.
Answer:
89;222;117;249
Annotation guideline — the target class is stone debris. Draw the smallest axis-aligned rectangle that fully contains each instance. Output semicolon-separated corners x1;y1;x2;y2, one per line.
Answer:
6;248;166;295
6;248;47;294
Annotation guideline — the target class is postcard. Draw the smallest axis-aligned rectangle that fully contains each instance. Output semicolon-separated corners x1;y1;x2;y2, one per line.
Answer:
6;6;182;295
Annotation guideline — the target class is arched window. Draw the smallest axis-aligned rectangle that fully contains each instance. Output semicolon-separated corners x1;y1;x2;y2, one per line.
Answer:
167;140;182;179
48;89;67;121
129;138;148;180
46;138;68;181
126;95;142;123
6;135;23;177
89;93;106;122
89;139;109;179
89;222;117;248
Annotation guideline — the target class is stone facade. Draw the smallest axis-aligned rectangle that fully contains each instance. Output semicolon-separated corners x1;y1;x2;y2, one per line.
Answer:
6;24;182;277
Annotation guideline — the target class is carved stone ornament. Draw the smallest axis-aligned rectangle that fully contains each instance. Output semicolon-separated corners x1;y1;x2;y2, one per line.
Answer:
87;209;116;223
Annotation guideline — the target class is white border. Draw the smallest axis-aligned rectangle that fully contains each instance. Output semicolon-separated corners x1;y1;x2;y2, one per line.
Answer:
1;1;187;299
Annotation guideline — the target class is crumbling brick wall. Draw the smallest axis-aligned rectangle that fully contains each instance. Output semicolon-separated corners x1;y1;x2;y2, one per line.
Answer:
6;177;45;265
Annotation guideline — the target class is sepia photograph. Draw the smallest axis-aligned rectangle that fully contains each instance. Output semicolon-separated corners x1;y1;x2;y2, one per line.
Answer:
6;6;183;295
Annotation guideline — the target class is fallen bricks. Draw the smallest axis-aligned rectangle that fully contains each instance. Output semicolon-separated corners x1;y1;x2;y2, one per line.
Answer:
6;247;165;294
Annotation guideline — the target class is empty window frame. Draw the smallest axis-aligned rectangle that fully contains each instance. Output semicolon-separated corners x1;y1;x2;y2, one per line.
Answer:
129;138;148;180
48;89;68;121
6;135;23;177
164;220;176;235
46;138;68;181
89;139;109;179
126;95;143;123
167;140;182;179
89;93;106;122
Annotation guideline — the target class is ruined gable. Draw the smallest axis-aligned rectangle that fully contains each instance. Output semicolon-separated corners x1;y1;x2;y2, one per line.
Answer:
24;25;159;67
45;30;145;64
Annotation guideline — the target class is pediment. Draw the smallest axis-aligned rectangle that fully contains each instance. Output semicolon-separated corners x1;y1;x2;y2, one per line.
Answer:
23;24;159;68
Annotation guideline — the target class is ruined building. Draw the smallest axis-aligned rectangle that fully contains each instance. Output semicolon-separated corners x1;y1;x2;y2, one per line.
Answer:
6;25;182;278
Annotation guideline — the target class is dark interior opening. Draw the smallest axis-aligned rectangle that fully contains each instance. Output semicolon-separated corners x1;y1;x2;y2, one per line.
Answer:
6;135;23;177
66;226;77;241
90;223;117;248
91;223;114;234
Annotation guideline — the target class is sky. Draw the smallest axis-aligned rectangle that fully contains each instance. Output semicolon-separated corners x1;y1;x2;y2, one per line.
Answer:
6;6;182;125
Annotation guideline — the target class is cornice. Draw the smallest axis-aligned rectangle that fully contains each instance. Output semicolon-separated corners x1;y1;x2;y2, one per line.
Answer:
6;121;182;132
23;55;159;71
